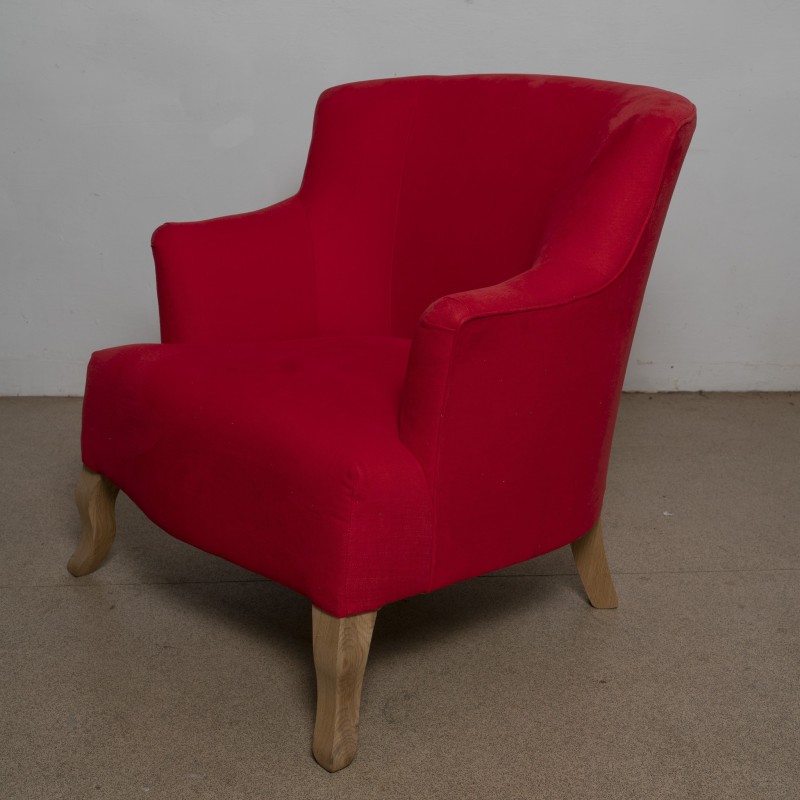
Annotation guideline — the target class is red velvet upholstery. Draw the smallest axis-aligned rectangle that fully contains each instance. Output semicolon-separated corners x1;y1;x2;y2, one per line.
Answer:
82;75;695;617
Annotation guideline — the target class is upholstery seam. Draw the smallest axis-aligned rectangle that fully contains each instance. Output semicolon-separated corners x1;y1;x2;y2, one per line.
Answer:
342;466;360;615
387;84;425;336
421;116;695;334
297;192;319;336
425;327;459;593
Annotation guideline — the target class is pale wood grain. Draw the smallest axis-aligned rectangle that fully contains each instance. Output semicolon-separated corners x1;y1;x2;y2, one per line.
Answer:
68;466;119;577
311;605;377;772
570;519;618;609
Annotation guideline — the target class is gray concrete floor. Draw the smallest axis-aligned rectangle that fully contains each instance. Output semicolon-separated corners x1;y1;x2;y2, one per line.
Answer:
1;394;798;799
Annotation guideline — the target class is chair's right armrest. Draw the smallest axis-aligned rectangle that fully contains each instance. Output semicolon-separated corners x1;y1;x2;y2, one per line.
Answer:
152;195;317;343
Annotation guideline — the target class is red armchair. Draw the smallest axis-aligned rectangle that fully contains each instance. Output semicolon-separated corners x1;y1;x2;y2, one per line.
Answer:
69;75;695;771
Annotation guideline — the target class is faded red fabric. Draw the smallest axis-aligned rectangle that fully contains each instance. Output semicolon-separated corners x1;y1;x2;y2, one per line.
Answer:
82;75;696;616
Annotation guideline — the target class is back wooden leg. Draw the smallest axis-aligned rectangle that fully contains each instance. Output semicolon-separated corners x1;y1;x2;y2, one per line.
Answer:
311;605;377;772
570;519;618;609
68;466;119;577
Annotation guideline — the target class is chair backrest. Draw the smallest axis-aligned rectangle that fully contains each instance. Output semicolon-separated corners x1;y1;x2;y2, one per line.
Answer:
298;74;693;337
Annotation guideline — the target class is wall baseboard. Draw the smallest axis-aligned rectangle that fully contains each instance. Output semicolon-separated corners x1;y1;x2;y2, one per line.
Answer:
1;355;799;396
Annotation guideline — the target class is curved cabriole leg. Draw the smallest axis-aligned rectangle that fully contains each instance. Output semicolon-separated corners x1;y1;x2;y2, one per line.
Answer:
68;466;120;577
570;519;618;609
311;605;377;772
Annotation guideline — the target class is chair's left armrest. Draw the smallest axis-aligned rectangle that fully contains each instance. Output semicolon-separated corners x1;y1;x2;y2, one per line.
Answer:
397;112;695;590
400;108;697;476
152;195;317;343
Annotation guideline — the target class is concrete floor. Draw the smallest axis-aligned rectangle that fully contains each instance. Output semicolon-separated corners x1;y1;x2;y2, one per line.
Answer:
1;394;798;799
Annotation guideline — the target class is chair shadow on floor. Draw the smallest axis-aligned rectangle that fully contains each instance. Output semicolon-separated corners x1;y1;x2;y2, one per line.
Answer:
69;480;591;725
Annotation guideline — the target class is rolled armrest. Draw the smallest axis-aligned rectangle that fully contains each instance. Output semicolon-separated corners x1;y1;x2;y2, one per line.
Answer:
418;256;610;333
152;196;316;343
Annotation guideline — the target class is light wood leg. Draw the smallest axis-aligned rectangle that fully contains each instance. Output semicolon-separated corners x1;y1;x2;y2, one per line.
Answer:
570;520;618;609
311;605;377;772
68;466;119;577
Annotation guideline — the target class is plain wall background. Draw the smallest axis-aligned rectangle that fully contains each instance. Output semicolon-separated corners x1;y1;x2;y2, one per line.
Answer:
1;0;798;395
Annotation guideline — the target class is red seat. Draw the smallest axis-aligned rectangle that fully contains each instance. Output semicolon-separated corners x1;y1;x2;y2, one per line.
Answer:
82;337;432;615
70;75;696;771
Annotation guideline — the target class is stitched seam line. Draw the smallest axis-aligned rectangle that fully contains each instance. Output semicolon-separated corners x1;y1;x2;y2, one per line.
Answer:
297;192;319;336
425;328;459;593
387;84;425;335
342;467;360;614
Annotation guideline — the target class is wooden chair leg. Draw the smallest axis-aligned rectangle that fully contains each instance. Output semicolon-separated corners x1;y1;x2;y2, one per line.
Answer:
570;519;618;609
311;605;377;772
68;466;120;577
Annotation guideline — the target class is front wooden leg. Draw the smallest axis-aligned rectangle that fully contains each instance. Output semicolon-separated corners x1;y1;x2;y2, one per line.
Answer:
68;466;119;577
570;519;619;609
311;605;377;772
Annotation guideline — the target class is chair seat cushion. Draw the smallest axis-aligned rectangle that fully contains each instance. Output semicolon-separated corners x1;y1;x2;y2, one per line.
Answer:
81;336;433;616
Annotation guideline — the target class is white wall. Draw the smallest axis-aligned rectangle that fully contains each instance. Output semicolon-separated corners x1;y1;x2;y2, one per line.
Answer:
1;0;798;394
